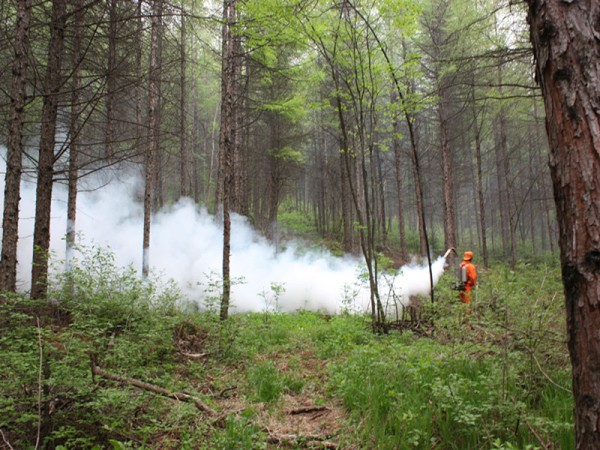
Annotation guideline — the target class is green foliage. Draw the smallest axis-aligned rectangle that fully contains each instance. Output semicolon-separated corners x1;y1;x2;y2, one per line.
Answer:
247;360;286;403
0;254;573;449
212;415;267;450
0;246;202;449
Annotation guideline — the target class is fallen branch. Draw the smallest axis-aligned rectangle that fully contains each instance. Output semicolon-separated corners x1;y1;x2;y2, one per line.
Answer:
288;405;329;415
218;386;237;398
521;343;571;394
91;365;216;416
180;351;209;360
267;433;337;449
523;417;550;450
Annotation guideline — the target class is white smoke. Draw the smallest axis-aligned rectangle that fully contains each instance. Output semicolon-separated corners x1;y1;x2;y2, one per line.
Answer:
0;151;447;314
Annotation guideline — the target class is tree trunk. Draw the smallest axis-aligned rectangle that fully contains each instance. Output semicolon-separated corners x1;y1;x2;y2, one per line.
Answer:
142;0;163;278
105;0;118;160
66;0;85;274
179;5;192;198
31;0;67;300
526;2;600;448
439;83;457;255
391;91;407;262
471;86;488;268
219;0;237;320
0;0;31;294
494;62;517;267
232;31;246;215
135;0;143;157
375;146;387;246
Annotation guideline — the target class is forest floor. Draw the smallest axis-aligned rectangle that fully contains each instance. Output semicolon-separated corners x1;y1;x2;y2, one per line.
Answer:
0;261;575;449
166;318;350;448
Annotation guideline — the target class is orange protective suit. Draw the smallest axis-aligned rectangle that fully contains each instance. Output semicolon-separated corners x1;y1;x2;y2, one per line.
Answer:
459;251;477;305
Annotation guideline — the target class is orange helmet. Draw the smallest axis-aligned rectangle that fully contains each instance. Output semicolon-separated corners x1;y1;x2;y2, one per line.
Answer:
463;251;473;261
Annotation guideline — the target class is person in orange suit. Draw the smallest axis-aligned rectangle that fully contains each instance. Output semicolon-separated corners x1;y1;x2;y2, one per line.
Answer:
459;251;477;309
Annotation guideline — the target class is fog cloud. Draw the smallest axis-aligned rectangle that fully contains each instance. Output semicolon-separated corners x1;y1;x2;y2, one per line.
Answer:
1;153;447;313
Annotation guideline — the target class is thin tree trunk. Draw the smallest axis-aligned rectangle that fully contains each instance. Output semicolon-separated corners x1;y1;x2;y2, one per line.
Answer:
334;88;354;253
142;0;163;278
391;91;407;262
154;31;164;210
135;0;143;158
499;108;517;267
31;0;67;300
180;5;191;198
375;146;387;246
232;31;245;214
526;2;600;448
439;83;457;255
219;0;237;320
493;115;509;256
532;94;555;255
471;86;488;267
495;62;517;267
105;0;118;160
66;0;85;274
0;0;31;293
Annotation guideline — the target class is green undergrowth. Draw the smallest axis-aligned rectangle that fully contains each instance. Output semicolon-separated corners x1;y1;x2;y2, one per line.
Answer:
0;249;573;449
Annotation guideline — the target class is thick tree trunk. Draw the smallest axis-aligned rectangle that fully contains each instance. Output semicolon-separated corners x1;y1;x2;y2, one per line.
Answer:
0;0;31;293
526;2;600;448
31;0;67;299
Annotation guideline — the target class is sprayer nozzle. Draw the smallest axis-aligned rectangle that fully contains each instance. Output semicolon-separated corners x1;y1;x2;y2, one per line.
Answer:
443;247;456;259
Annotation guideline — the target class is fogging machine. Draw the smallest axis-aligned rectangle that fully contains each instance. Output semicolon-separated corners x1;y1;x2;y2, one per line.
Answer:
452;265;467;291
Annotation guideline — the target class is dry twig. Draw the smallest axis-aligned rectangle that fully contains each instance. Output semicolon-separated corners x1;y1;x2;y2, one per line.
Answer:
180;351;209;360
523;416;551;450
0;429;15;450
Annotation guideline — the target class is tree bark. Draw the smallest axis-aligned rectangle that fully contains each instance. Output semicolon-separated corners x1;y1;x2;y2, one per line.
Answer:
66;0;85;274
142;0;163;278
31;0;67;299
105;0;118;160
219;0;237;320
470;85;488;268
179;5;192;198
526;2;600;448
0;0;31;294
135;0;143;158
391;91;407;262
439;82;457;255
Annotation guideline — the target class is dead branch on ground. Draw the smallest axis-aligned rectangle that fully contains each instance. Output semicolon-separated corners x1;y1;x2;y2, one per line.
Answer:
267;433;337;449
91;365;216;416
288;405;329;415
